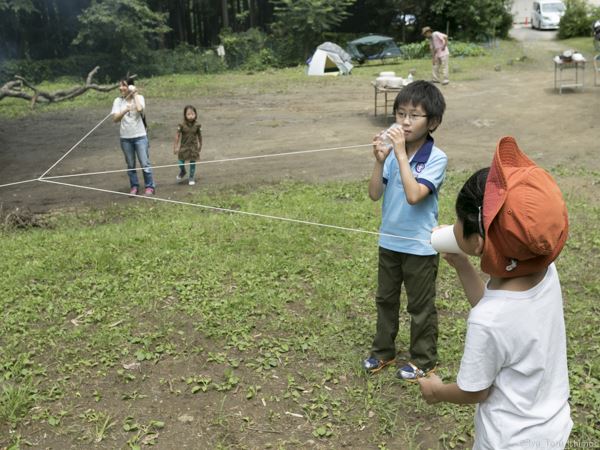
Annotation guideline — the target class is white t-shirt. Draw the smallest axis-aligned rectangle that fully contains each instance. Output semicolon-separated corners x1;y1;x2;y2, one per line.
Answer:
111;95;146;139
457;263;572;450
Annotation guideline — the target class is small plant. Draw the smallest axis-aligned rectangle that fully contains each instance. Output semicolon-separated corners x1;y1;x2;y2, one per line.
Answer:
0;382;35;426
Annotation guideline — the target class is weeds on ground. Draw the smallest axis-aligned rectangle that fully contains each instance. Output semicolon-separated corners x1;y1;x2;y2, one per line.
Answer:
0;171;598;449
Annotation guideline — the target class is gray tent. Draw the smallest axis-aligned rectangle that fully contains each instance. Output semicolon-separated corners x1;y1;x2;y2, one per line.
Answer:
346;35;403;63
307;42;353;76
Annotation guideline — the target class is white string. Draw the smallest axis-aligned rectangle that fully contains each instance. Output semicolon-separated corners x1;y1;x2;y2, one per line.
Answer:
38;178;430;244
38;111;113;179
0;178;40;189
11;112;430;246
40;143;372;181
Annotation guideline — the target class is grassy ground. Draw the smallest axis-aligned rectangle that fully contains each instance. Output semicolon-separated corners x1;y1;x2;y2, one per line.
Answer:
1;169;599;449
1;36;599;448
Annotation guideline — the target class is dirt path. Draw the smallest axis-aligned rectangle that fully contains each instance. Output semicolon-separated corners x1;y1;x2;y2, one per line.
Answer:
1;37;599;214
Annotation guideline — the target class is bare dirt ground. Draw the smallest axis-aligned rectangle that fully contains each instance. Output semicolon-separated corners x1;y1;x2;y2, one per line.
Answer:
1;36;599;214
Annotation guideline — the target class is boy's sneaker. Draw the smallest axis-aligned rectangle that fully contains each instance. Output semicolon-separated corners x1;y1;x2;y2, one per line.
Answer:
396;362;434;382
129;186;138;196
176;170;186;182
144;187;155;196
362;356;395;374
188;179;196;186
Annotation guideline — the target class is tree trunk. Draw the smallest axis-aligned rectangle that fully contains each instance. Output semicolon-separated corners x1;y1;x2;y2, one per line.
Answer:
221;0;229;29
249;0;256;28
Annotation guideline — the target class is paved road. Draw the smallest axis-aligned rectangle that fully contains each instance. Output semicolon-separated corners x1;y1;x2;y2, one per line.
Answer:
510;24;558;41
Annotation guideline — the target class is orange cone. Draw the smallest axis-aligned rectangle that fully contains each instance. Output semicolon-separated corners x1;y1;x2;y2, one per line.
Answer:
525;17;529;25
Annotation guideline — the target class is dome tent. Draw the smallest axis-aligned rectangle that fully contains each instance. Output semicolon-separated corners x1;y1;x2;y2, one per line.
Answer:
307;42;353;76
346;35;403;63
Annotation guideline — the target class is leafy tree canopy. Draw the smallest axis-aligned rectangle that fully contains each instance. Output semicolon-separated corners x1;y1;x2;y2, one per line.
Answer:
73;0;170;64
271;0;355;58
0;0;36;13
432;0;513;40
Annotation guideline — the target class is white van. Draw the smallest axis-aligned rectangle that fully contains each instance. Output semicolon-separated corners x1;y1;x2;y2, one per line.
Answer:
532;0;566;30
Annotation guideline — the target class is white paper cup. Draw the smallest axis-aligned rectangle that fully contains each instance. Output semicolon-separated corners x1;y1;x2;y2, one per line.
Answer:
431;225;464;254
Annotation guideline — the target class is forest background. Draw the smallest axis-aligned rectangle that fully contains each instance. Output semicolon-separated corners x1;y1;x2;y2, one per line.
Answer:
5;0;596;84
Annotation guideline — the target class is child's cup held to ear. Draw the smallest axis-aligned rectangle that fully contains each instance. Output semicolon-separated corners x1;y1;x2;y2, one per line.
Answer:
431;225;464;254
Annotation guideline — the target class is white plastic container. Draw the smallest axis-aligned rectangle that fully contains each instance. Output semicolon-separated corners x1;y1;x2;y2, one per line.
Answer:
379;71;396;77
376;76;404;88
386;77;404;88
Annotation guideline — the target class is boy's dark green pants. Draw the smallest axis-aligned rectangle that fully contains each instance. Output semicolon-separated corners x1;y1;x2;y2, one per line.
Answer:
370;247;439;370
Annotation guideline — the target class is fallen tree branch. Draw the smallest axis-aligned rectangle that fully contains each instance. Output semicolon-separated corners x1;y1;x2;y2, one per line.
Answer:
0;67;136;108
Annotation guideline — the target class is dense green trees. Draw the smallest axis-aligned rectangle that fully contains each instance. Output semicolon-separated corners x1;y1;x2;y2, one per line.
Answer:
1;0;594;82
0;0;515;63
73;0;170;63
558;0;600;39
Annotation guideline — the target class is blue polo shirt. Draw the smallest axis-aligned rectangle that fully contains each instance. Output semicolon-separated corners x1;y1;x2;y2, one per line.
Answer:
379;136;447;255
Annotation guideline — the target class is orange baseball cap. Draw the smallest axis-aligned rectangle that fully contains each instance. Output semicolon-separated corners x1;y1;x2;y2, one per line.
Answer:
481;136;568;277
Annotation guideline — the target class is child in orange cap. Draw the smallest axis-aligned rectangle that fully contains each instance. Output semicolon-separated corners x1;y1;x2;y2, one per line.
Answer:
418;136;572;449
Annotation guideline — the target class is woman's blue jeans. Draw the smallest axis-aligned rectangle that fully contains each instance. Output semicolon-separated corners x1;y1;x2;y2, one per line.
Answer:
120;135;155;189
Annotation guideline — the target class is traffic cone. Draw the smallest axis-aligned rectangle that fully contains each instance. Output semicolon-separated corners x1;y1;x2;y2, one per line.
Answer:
525;17;529;26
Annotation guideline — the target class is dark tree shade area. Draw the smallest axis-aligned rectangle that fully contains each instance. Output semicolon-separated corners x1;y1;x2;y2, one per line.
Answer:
0;0;276;60
0;0;516;81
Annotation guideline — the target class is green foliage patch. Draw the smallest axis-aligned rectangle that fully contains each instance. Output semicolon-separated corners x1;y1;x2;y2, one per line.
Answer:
558;0;600;39
0;171;598;448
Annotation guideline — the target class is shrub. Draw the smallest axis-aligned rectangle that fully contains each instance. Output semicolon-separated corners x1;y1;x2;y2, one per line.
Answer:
400;41;430;59
147;44;226;75
219;28;279;69
448;42;488;57
399;40;486;60
0;46;228;84
0;54;117;84
558;0;594;39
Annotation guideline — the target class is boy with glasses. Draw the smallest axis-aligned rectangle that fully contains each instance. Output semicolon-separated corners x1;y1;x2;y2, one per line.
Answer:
364;81;448;380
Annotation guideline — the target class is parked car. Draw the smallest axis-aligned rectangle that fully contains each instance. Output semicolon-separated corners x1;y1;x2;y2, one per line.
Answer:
392;13;417;27
531;0;566;30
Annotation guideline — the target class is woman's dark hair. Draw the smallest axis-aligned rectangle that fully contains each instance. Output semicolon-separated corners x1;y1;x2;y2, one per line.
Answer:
183;105;197;122
393;80;446;131
120;77;135;86
456;167;489;238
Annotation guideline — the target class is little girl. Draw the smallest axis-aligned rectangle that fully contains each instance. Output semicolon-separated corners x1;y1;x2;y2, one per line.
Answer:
173;105;202;185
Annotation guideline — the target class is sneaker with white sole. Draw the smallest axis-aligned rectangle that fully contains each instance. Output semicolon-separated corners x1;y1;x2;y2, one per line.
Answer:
188;179;195;186
396;362;435;381
129;186;139;196
176;170;186;182
362;356;395;374
144;187;155;196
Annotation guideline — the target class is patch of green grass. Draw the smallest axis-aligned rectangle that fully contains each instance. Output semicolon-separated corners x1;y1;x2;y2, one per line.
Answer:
0;40;530;120
0;170;598;448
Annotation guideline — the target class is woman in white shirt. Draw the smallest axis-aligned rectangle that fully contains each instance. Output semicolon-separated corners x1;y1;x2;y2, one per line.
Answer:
111;78;155;196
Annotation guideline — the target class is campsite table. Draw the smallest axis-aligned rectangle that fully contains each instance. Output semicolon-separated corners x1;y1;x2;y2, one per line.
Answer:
371;81;402;117
554;57;586;94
